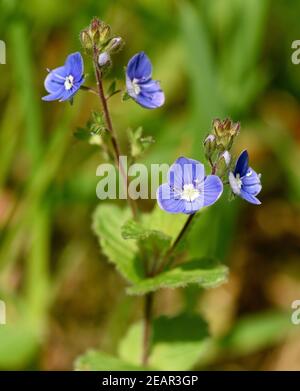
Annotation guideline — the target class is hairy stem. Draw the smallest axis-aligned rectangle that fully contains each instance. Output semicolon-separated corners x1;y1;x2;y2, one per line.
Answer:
157;213;196;273
142;292;153;366
92;48;137;218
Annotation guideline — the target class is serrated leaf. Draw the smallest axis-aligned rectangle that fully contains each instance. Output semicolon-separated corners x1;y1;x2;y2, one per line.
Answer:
92;204;144;283
122;219;172;260
119;314;210;370
121;219;171;245
127;258;228;295
75;350;146;371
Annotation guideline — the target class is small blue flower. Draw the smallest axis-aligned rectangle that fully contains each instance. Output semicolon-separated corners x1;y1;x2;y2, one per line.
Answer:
126;52;165;109
42;52;84;102
229;150;262;205
157;157;223;214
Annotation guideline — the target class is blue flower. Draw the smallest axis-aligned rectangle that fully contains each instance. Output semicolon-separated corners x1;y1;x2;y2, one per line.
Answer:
126;52;165;109
229;150;262;205
42;52;84;102
157;157;223;214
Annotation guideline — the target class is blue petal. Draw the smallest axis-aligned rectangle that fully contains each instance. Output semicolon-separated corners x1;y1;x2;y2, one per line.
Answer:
241;168;262;196
58;82;82;102
234;150;249;177
126;52;152;81
136;90;165;109
168;157;204;189
202;175;223;207
42;86;65;101
44;66;67;93
239;189;261;205
157;183;185;214
65;52;84;81
182;199;203;214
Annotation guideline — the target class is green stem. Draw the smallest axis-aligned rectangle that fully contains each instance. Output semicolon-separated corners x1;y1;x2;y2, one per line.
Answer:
142;292;153;367
92;48;137;219
157;213;196;273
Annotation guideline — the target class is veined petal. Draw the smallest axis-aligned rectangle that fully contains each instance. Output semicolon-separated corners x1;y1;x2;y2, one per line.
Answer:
234;150;249;177
58;82;82;102
139;79;161;92
126;52;152;81
157;183;185;214
136;90;165;109
65;52;84;80
42;86;65;101
44;66;67;93
168;157;204;189
202;175;223;207
240;189;261;205
241;168;262;196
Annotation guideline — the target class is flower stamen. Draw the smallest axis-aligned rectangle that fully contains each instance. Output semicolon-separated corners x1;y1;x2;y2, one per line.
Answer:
181;184;200;202
64;75;74;90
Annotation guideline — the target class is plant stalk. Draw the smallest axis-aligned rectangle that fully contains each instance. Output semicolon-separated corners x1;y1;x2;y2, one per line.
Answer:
92;48;137;218
142;292;153;366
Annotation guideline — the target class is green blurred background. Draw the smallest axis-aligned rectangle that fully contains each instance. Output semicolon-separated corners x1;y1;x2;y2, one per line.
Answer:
0;0;300;370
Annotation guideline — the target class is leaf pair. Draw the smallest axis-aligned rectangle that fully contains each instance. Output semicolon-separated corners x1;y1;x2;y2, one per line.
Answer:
92;204;228;295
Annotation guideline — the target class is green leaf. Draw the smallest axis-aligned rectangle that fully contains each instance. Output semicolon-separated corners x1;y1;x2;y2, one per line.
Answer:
143;205;187;244
119;314;210;370
220;311;295;356
122;219;171;266
127;258;228;295
74;350;145;371
122;91;131;101
0;321;39;369
73;127;91;141
92;204;143;283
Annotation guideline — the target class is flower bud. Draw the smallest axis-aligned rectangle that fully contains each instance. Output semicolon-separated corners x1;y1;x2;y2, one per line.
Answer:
212;118;240;150
105;37;124;53
98;52;111;67
217;151;231;177
81;18;112;52
204;134;216;160
80;29;93;51
221;150;231;166
99;24;111;43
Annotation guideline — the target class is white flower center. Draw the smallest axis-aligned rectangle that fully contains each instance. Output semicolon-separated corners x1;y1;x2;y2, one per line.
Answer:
131;78;141;95
236;174;242;189
181;184;200;202
64;75;74;90
229;172;242;195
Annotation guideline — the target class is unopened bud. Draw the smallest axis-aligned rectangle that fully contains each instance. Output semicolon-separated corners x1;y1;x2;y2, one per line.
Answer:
217;151;231;177
80;29;93;51
81;18;112;52
221;151;231;166
99;24;111;43
204;134;216;159
105;37;124;53
98;52;111;67
212;118;240;150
